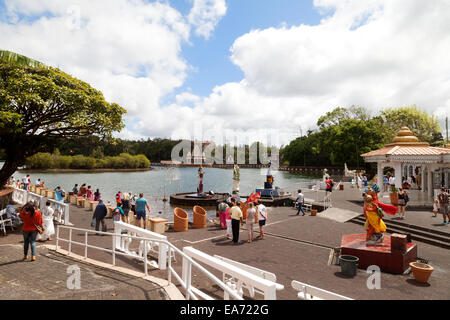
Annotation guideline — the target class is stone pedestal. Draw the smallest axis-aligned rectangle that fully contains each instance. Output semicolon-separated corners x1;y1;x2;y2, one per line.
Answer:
40;189;47;196
341;233;417;274
89;201;99;211
84;199;92;209
69;195;77;204
391;233;407;253
77;197;86;207
150;218;168;234
46;190;55;199
35;187;42;195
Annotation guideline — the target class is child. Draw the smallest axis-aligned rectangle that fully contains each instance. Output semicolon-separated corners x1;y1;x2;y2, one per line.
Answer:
432;199;439;217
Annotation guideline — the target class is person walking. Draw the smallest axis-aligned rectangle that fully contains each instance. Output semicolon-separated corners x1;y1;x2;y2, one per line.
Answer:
37;201;55;241
135;193;150;229
257;200;267;239
230;200;243;244
397;188;408;219
225;205;232;239
296;189;305;216
437;188;449;224
121;193;131;224
54;186;65;202
130;194;137;214
217;202;229;229
22;175;29;191
92;199;108;234
246;202;256;243
19;202;43;261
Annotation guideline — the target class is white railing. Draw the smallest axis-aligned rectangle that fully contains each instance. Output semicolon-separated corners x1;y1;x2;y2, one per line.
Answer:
183;247;278;300
291;280;352;300
214;254;284;299
28;192;46;210
12;187;71;225
12;188;28;205
113;221;170;270
47;199;70;225
54;225;244;300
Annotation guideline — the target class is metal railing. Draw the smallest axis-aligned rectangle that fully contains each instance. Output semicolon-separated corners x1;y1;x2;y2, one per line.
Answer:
55;224;244;300
12;187;71;225
291;280;352;300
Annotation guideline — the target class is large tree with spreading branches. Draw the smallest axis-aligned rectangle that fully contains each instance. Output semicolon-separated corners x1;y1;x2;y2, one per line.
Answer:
0;50;126;186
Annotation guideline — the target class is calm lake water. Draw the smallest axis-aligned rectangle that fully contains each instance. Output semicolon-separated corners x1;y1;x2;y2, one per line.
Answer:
8;165;321;221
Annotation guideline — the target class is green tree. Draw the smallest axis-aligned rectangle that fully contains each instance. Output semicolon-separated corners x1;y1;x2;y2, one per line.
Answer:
379;106;442;144
0;50;126;185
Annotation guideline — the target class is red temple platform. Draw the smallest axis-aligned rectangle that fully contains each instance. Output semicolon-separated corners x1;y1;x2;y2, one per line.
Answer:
340;233;417;274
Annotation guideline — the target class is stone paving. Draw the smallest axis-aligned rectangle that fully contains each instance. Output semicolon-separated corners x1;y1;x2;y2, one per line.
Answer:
1;182;449;300
0;244;168;300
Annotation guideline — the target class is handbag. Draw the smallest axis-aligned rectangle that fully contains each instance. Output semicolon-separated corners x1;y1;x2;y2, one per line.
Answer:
91;219;95;228
34;223;44;235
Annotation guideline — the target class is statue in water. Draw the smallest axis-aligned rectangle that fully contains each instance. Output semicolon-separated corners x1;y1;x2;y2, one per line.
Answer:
232;164;240;195
198;165;204;194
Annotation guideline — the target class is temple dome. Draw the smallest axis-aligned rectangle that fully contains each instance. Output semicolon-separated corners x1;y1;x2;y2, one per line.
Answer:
385;127;429;147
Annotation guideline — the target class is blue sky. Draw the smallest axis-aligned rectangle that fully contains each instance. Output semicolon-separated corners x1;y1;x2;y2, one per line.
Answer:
170;0;323;99
1;0;448;143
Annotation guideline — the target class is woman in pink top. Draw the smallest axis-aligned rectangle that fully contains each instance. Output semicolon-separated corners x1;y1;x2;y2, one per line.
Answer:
225;207;232;239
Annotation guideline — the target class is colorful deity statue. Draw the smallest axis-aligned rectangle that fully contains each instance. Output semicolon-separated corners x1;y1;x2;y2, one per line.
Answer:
198;165;204;194
232;164;240;195
363;185;398;244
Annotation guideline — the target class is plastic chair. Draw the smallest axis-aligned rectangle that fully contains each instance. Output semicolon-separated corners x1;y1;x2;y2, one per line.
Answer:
173;208;188;232
193;206;207;229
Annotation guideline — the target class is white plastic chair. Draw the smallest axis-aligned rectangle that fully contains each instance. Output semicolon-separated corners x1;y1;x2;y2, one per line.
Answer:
0;209;13;235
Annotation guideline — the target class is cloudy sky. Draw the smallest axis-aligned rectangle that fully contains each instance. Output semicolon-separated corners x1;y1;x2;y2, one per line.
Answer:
1;0;449;146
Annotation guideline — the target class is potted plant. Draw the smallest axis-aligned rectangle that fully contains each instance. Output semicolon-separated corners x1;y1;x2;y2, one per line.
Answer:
389;185;398;206
409;261;434;283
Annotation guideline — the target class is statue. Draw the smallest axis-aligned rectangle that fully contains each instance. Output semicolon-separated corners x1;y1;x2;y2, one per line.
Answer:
198;165;204;194
363;185;398;244
232;164;240;195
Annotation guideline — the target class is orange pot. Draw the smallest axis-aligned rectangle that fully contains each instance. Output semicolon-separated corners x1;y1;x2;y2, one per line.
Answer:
390;193;398;206
193;205;207;229
174;208;188;232
310;209;318;216
410;262;434;283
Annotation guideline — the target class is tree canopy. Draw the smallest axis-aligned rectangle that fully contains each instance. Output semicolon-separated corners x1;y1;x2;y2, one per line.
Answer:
0;50;126;185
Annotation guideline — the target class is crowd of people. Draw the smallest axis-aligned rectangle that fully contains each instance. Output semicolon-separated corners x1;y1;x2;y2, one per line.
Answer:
217;198;268;245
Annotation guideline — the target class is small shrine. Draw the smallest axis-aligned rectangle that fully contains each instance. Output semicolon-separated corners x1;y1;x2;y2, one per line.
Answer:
361;127;450;202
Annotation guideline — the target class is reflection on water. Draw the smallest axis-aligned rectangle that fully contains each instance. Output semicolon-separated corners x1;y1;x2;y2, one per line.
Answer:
8;165;322;222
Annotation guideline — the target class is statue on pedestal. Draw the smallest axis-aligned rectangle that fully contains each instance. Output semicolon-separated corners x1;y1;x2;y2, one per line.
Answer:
232;164;240;195
363;185;398;244
198;165;204;194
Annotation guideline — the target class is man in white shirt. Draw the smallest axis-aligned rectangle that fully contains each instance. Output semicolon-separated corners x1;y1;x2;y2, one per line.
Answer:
22;176;29;190
296;189;305;216
257;200;267;239
388;176;395;186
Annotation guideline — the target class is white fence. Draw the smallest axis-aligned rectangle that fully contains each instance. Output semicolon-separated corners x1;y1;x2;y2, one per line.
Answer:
291;280;352;300
12;187;70;225
55;224;244;300
183;247;279;300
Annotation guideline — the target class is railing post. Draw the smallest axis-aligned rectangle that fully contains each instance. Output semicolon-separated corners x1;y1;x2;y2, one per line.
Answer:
68;228;72;254
112;233;116;266
168;246;172;283
56;225;59;251
185;261;192;300
84;231;88;259
144;240;148;276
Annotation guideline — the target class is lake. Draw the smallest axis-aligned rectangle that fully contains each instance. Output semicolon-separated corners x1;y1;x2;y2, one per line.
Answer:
8;165;322;221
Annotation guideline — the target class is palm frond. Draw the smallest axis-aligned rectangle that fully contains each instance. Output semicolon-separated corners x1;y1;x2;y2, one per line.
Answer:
0;49;46;68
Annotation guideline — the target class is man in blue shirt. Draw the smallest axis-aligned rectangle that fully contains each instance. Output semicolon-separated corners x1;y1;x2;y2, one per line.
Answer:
135;193;150;229
54;186;65;202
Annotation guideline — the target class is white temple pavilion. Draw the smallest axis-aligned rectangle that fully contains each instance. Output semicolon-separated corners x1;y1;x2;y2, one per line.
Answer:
361;127;450;203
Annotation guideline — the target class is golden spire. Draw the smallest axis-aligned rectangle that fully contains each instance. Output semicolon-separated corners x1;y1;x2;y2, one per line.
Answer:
385;127;429;147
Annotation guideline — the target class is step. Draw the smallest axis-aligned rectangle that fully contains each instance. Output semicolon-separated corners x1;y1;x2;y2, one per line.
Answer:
349;219;450;250
351;216;450;243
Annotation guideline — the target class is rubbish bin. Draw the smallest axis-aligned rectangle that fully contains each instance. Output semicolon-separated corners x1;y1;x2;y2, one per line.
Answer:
339;255;359;277
340;184;344;191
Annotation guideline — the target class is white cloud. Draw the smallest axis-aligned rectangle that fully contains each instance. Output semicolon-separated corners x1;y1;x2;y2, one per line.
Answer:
187;0;227;40
2;0;449;147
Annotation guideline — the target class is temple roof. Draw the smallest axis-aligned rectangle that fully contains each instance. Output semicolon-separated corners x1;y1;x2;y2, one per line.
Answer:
361;127;450;158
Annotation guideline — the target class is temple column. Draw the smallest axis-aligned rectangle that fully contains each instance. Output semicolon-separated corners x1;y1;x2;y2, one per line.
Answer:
377;162;384;194
421;165;426;193
427;166;433;199
393;162;402;189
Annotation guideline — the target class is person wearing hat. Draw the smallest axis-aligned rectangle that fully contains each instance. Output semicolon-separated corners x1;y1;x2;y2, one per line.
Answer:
229;199;243;244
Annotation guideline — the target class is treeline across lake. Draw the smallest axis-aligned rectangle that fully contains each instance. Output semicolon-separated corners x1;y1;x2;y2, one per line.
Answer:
25;152;150;170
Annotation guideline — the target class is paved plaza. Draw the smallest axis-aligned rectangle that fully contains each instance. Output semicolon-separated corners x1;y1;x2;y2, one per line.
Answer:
0;183;449;300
